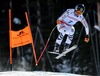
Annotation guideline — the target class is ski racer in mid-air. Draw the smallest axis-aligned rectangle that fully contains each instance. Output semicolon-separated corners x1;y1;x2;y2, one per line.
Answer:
53;4;90;53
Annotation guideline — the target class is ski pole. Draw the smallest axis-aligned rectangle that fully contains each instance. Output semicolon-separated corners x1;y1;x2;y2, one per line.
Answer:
37;25;57;64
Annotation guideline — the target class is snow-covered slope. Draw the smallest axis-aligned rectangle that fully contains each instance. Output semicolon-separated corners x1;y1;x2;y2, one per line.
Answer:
0;71;90;76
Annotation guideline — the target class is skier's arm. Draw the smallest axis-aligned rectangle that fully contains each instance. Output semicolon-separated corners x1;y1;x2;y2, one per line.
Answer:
81;17;90;43
56;9;70;25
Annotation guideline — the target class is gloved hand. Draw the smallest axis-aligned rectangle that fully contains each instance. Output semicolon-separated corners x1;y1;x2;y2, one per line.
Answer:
84;35;90;43
57;20;62;24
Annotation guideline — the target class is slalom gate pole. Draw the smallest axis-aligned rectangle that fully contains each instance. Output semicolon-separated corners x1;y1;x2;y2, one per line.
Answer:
9;9;12;71
37;25;57;64
25;12;38;65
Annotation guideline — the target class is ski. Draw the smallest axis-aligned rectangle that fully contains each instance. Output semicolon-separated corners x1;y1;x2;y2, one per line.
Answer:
48;51;60;55
55;45;77;59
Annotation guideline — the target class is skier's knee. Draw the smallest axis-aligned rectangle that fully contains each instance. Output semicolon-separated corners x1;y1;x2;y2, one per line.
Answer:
70;27;75;35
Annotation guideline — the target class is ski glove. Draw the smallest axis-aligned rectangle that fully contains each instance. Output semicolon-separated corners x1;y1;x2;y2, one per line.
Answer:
57;20;62;24
84;35;90;43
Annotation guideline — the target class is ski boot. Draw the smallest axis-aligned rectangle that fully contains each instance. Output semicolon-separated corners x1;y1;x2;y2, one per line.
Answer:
53;43;60;53
63;43;70;52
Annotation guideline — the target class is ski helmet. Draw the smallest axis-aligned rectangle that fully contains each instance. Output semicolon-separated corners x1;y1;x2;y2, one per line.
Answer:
75;4;85;14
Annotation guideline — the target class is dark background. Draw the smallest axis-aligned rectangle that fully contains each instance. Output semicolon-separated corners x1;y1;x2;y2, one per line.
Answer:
0;0;100;76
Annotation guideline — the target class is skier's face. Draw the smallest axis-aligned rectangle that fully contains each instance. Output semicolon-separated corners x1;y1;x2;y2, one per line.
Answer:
74;10;83;16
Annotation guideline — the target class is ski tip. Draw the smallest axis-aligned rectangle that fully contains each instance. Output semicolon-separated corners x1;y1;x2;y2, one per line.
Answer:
48;51;60;55
55;57;59;59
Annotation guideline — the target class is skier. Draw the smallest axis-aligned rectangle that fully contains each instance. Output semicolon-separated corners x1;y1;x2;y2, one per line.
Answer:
53;4;90;53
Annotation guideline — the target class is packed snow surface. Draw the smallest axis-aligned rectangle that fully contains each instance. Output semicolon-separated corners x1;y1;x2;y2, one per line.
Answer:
0;71;90;76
